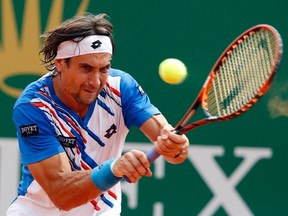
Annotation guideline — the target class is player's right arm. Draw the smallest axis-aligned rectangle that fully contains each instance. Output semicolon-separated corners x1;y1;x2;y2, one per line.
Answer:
28;149;151;210
13;103;151;211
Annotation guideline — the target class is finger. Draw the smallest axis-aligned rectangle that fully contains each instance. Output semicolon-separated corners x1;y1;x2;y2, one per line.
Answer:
167;132;189;145
156;135;183;153
131;149;150;169
144;168;153;177
160;124;174;139
154;140;179;158
123;162;142;183
129;150;152;177
174;147;189;159
112;153;141;181
122;151;151;182
132;151;152;177
155;133;189;159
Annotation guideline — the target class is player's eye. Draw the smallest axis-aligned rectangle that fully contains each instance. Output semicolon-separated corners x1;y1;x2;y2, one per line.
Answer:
83;65;93;71
100;64;111;73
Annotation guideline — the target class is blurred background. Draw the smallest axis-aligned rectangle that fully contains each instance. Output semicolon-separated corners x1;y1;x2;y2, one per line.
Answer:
0;0;287;215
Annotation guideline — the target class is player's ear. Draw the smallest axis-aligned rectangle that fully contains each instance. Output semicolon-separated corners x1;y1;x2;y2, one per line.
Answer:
54;59;63;72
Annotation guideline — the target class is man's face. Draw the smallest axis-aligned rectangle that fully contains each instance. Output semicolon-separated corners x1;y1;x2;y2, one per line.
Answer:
55;53;111;107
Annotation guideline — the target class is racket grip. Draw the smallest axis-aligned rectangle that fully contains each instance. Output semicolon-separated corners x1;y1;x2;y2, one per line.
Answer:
146;147;160;163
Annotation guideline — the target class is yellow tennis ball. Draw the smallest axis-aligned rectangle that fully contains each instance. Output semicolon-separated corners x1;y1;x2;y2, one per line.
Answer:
159;58;187;84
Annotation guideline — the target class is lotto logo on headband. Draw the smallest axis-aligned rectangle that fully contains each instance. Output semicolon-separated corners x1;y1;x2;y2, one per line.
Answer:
56;35;113;59
91;40;102;49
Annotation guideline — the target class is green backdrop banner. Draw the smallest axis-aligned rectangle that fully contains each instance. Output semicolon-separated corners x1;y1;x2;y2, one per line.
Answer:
0;0;287;215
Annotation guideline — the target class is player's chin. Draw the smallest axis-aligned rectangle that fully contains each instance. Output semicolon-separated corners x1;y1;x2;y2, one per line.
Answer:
80;92;97;105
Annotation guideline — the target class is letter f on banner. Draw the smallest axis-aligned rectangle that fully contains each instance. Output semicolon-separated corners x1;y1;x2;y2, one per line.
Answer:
189;146;272;216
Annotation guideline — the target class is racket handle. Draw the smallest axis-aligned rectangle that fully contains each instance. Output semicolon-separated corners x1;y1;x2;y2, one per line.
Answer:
146;147;160;163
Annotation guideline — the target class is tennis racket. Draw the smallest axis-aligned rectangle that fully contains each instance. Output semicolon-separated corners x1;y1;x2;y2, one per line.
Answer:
146;24;283;163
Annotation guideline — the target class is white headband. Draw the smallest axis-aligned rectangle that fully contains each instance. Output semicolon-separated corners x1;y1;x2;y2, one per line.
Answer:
55;35;113;59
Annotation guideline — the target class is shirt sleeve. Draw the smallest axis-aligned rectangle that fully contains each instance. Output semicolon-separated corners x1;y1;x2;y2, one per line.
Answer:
120;72;161;129
13;103;64;165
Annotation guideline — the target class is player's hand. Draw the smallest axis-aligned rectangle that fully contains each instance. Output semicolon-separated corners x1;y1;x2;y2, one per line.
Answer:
112;150;152;183
154;124;189;164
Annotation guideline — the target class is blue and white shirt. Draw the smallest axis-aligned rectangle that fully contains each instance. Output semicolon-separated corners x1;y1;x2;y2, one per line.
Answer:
8;68;160;216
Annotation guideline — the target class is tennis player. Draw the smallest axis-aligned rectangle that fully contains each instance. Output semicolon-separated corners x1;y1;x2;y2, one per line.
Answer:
6;13;189;216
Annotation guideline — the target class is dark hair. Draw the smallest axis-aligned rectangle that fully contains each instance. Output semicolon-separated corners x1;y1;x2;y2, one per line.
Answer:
39;13;115;70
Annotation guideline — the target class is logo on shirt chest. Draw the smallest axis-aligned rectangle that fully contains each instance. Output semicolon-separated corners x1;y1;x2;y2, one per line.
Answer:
57;135;77;148
104;124;117;139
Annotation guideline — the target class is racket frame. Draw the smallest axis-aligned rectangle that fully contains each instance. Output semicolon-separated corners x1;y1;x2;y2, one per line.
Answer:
143;24;283;165
175;24;283;135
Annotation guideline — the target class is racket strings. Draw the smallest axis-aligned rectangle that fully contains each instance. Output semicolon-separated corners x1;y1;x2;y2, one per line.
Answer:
207;29;276;117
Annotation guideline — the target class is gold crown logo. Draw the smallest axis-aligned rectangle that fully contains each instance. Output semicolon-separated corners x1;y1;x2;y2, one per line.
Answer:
0;0;90;98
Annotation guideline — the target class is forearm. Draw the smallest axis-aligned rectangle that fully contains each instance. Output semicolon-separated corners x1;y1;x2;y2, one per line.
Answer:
48;169;100;211
49;154;151;210
29;152;148;211
28;153;116;211
45;159;122;210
